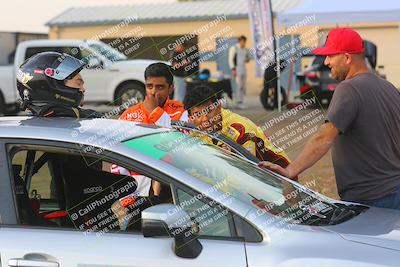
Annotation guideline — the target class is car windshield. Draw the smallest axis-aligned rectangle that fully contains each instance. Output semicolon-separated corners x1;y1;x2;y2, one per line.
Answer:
123;131;362;225
89;42;127;62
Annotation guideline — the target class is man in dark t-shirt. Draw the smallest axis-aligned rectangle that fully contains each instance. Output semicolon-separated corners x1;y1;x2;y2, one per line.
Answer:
259;28;400;210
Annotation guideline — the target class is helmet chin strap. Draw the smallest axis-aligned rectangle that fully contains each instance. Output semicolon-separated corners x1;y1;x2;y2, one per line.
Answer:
25;103;45;116
22;90;82;114
58;83;83;107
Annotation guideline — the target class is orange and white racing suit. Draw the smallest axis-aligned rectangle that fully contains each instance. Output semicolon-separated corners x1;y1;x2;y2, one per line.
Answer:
119;99;189;127
111;99;189;196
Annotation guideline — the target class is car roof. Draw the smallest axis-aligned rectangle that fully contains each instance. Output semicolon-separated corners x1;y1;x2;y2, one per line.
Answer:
0;116;170;147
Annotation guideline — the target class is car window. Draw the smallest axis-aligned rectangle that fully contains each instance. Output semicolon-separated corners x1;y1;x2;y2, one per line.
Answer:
8;146;172;234
24;46;82;60
176;188;233;237
79;46;103;67
12;150;60;213
89;43;127;62
13;151;48;198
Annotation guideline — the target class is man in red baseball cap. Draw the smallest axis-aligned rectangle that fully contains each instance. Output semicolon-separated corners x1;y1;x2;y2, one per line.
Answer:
313;28;364;55
260;28;400;210
313;28;366;81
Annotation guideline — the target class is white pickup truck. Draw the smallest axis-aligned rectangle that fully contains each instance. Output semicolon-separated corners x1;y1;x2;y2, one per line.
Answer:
0;39;158;114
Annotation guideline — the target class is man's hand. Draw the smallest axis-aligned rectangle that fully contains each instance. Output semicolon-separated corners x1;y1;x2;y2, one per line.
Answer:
258;161;300;181
258;161;291;179
219;142;233;153
143;94;159;113
152;180;161;196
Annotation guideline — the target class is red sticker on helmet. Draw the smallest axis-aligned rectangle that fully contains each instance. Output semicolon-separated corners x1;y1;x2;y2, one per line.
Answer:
45;68;54;76
34;69;44;74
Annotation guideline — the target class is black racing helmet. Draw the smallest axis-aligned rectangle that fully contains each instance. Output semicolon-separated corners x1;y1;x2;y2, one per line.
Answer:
17;52;86;108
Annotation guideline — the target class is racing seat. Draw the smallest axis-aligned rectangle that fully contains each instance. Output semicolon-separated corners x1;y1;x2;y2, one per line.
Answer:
60;155;138;231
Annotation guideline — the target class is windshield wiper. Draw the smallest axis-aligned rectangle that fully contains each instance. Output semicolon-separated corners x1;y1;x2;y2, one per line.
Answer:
328;207;358;225
290;203;365;226
327;203;368;225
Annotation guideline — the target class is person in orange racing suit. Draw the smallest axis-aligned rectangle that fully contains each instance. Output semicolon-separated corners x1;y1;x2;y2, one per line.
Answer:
111;62;190;230
119;62;189;126
112;62;188;197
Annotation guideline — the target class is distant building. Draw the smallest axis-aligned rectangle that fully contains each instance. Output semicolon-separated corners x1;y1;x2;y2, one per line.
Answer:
46;0;400;95
0;31;47;65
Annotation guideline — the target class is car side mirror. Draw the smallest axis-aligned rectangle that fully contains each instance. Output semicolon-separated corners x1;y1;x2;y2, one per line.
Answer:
142;204;203;259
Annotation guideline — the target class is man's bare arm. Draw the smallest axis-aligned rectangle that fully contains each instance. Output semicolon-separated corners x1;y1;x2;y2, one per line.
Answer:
259;122;339;179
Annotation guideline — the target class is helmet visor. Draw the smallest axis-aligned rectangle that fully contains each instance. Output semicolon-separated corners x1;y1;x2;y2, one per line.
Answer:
45;53;86;81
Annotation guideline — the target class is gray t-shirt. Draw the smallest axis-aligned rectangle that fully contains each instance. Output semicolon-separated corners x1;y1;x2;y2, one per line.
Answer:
235;46;250;75
327;72;400;201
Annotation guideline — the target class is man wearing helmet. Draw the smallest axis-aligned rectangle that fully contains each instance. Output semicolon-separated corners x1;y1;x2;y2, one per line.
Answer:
17;51;101;118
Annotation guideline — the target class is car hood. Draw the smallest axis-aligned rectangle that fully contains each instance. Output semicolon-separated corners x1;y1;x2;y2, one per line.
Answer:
323;206;400;251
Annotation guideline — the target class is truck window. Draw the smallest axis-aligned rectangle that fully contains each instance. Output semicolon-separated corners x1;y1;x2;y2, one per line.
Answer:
24;47;82;60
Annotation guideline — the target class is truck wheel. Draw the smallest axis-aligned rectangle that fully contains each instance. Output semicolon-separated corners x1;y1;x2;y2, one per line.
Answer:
115;82;145;106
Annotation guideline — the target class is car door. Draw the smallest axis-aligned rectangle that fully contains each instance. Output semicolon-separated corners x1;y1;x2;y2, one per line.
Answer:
0;139;248;267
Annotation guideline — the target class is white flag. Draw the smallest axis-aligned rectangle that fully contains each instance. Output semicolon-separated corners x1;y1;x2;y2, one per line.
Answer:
248;0;275;77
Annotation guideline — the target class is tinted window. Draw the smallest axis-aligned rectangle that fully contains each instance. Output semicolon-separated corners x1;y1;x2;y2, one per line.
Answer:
8;147;161;233
24;46;82;60
176;188;233;237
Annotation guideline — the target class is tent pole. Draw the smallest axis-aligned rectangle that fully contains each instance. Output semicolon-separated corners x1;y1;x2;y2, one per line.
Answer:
277;32;281;112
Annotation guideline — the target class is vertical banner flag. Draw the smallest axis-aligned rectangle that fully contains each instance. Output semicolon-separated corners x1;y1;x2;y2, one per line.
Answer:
248;0;275;77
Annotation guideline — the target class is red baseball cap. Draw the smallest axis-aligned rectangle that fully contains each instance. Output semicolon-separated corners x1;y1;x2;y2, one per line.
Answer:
313;28;364;55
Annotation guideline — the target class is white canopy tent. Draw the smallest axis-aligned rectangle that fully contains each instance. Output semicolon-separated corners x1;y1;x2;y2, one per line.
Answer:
277;0;400;27
274;0;400;110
